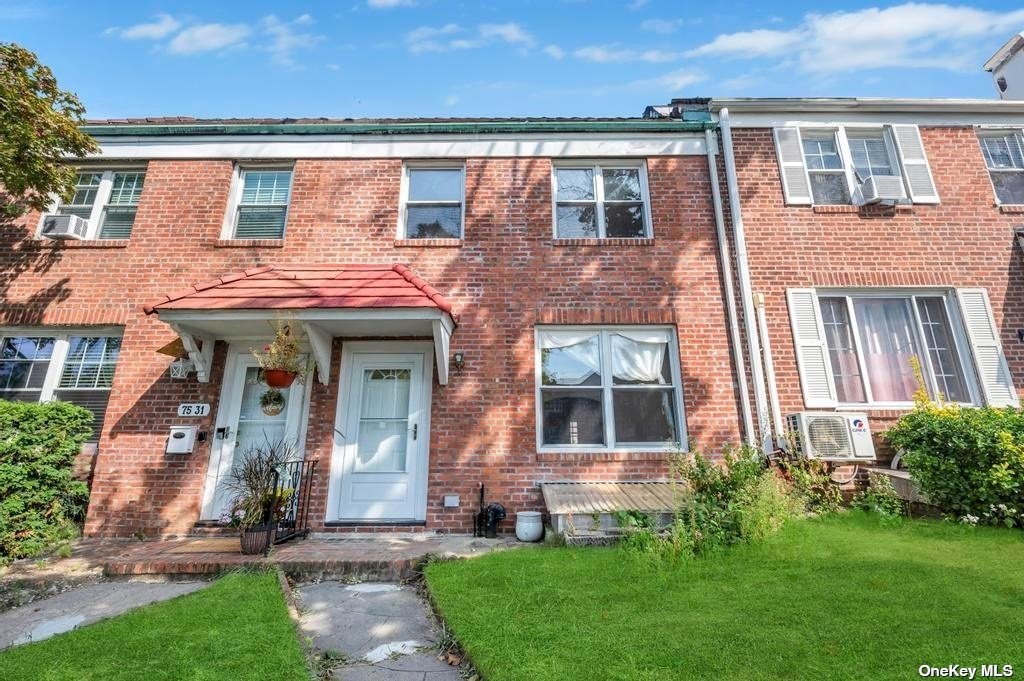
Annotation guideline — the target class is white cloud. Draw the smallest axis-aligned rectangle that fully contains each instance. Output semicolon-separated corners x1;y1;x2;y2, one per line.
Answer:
627;0;650;10
108;14;181;40
640;18;683;34
479;22;534;47
368;0;416;6
686;3;1024;74
628;68;706;92
544;44;565;59
167;22;251;55
262;14;325;66
407;22;536;54
573;44;684;63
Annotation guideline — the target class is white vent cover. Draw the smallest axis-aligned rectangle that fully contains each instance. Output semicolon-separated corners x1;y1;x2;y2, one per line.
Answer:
858;175;907;204
786;412;876;461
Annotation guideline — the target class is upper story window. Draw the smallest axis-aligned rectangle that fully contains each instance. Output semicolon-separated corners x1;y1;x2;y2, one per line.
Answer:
978;130;1024;204
399;164;465;239
46;169;146;239
225;167;293;240
536;326;683;451
774;125;939;206
0;331;123;442
552;162;652;238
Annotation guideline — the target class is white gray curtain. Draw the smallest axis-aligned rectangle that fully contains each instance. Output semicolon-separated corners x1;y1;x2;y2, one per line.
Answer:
611;330;669;384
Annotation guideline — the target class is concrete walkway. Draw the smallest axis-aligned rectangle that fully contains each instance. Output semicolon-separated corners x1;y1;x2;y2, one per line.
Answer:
297;582;461;680
0;580;207;650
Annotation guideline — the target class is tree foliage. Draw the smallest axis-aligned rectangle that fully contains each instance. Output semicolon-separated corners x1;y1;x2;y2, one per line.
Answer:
0;42;98;218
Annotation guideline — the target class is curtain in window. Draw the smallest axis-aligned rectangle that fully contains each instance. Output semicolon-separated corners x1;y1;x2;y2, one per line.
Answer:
538;331;600;380
610;330;669;384
853;299;921;402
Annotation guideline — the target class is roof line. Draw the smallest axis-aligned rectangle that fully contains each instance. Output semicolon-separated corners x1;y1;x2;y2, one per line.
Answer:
392;264;456;318
708;97;1024;114
144;265;275;315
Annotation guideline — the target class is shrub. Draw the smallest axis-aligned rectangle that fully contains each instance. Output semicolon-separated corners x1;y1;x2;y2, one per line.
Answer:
885;400;1024;527
852;471;905;519
0;400;92;563
777;456;844;515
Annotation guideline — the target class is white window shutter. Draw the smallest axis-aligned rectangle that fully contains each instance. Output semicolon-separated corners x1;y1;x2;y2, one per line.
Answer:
773;127;812;205
787;288;838;408
956;288;1018;407
890;124;939;204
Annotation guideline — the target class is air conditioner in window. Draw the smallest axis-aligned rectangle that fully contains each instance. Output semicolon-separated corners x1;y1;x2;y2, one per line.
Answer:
858;175;906;205
786;412;876;461
40;214;89;240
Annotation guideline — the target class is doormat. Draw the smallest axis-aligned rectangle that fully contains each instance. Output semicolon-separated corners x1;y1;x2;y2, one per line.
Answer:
164;538;241;554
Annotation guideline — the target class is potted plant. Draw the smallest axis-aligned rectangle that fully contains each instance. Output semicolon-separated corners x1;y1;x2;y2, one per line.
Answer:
221;437;297;555
252;321;308;388
259;388;286;416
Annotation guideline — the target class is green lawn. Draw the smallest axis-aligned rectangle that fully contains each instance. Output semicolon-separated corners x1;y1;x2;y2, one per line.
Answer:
426;513;1024;681
0;571;308;681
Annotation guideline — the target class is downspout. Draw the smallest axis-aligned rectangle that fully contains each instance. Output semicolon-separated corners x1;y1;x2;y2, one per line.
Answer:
705;128;754;444
754;293;785;445
718;108;774;455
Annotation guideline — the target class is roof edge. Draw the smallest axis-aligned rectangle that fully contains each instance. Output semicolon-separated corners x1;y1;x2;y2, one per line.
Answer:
709;97;1024;114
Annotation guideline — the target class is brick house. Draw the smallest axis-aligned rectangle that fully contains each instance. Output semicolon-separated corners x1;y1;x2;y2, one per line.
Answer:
1;115;750;537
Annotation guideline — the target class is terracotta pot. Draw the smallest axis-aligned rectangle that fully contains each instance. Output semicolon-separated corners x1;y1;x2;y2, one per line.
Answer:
240;523;275;555
263;369;297;388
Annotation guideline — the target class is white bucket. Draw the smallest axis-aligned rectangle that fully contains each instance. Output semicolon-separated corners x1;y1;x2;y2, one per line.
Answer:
515;511;543;542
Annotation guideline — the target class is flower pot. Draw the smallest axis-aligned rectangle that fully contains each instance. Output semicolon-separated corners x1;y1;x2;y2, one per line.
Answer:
263;369;297;388
239;523;275;555
515;511;543;542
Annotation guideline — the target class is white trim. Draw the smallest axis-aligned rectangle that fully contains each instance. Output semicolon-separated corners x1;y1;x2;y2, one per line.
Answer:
976;128;1024;205
301;321;333;385
326;340;434;523
549;160;653;239
168;323;215;383
89;134;708;161
533;325;687;454
431;317;453;386
219;163;294;240
397;161;466;240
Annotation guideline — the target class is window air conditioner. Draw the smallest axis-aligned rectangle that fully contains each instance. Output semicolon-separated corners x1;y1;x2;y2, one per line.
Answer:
858;175;906;205
786;412;876;461
40;214;89;240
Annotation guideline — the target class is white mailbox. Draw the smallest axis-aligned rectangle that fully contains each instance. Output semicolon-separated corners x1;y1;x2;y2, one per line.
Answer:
166;425;198;454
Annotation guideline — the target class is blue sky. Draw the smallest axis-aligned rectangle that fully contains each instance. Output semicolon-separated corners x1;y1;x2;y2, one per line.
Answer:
4;1;1024;119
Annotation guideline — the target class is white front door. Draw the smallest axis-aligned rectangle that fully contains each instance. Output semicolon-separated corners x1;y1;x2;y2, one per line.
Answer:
330;345;432;521
201;350;308;520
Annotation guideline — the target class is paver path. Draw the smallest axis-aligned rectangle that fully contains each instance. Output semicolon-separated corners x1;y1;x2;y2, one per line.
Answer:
297;582;460;680
0;580;207;650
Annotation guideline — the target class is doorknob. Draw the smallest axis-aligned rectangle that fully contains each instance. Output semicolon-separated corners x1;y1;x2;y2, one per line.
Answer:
411;423;418;440
216;426;232;440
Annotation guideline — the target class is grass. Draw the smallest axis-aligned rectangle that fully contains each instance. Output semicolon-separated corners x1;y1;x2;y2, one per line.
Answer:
0;571;308;681
425;513;1024;681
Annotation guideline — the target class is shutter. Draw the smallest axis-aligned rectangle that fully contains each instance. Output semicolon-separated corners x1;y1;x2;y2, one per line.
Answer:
955;288;1018;407
773;127;812;205
890;124;939;204
787;288;838;408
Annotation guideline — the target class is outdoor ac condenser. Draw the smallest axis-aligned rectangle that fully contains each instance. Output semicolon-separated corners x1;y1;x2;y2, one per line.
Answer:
40;214;89;239
786;412;876;461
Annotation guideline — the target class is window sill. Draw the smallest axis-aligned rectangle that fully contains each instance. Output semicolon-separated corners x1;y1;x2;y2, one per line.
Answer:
46;239;130;249
393;238;463;248
551;237;655;247
811;204;913;214
998;204;1024;214
214;239;285;248
536;450;674;463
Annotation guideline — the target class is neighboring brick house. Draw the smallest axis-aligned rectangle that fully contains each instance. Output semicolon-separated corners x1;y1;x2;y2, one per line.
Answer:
0;115;750;537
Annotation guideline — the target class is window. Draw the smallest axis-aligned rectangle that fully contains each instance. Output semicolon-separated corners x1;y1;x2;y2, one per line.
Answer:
50;169;146;239
846;131;896;181
228;168;293;239
537;327;682;449
0;331;122;441
817;294;974;405
400;165;464;239
801;133;850;205
979;131;1024;204
553;163;651;238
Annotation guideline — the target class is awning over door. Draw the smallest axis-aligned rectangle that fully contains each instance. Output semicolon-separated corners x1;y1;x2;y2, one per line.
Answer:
144;263;457;385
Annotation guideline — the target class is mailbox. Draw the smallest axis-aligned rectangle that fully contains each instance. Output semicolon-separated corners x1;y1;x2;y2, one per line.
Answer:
166;425;198;454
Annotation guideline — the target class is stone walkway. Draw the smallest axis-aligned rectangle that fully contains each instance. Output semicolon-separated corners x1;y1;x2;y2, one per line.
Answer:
297;582;461;680
0;581;207;650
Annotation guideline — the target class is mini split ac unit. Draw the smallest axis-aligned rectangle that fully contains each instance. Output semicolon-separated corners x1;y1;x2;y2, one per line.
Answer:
858;175;906;205
40;214;89;239
786;412;876;461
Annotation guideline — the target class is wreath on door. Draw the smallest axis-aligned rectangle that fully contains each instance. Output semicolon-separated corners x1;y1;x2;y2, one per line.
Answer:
259;388;286;416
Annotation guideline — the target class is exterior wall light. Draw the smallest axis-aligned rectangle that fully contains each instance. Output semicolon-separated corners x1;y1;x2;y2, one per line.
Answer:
452;352;465;372
169;358;194;379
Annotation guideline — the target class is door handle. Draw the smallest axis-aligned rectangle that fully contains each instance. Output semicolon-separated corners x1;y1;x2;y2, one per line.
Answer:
216;426;232;440
411;423;418;441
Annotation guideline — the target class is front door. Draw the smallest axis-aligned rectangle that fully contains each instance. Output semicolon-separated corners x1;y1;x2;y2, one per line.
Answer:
201;351;307;520
332;350;430;521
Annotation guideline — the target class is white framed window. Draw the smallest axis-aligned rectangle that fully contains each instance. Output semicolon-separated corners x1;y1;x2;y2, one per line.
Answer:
41;168;147;239
551;161;652;238
0;329;123;442
775;125;939;206
398;163;465;239
978;130;1024;204
223;166;293;239
535;326;685;451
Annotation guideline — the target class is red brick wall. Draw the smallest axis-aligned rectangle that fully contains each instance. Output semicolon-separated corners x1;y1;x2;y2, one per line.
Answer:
730;126;1024;449
2;154;743;537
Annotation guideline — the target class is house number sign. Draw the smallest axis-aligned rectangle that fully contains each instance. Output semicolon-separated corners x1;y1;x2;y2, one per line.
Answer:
177;403;210;417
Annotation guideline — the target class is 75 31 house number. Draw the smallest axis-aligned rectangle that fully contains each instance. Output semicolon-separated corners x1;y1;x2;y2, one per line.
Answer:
177;403;210;417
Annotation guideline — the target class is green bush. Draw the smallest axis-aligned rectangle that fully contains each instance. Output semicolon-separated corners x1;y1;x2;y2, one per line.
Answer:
853;471;906;520
777;456;844;515
885;401;1024;527
0;400;92;563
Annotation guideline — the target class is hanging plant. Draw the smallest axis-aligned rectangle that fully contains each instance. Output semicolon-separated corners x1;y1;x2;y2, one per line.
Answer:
252;319;309;388
259;388;286;416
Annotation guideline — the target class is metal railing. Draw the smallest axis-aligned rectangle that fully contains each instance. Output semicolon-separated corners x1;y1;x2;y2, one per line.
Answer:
267;459;317;544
